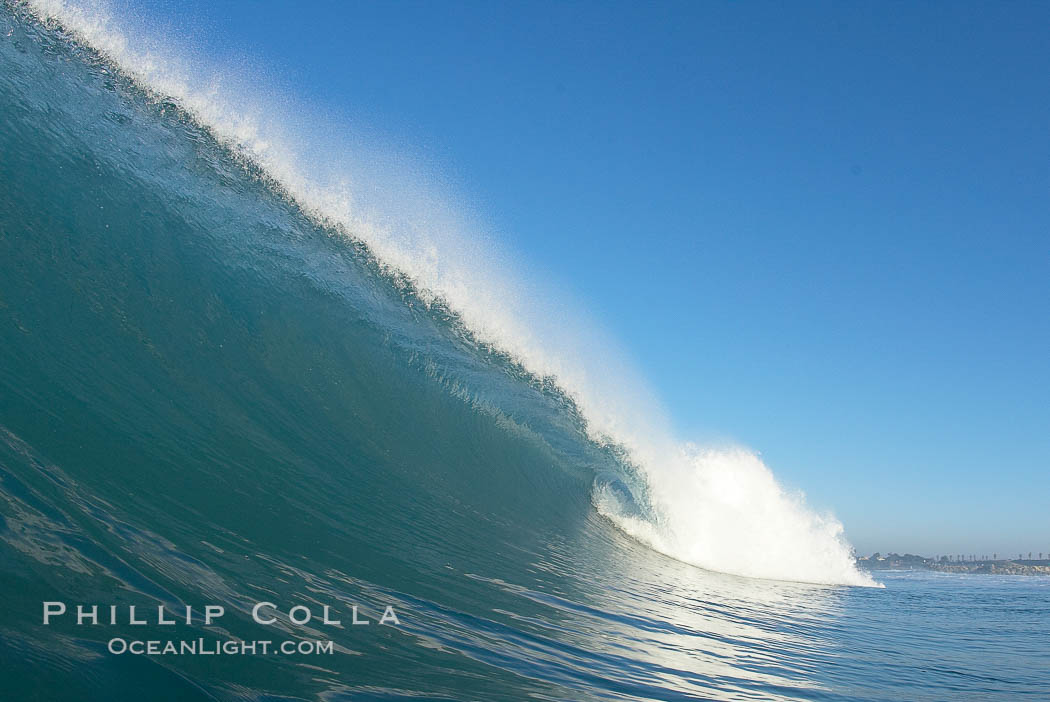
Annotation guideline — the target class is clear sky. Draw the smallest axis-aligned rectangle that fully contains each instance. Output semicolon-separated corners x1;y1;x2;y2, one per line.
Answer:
127;0;1048;557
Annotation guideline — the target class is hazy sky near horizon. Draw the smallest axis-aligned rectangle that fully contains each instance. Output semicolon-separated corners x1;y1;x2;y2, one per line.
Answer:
123;0;1048;557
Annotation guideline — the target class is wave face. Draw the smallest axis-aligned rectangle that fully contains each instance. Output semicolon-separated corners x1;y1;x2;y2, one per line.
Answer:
10;0;873;590
0;3;903;700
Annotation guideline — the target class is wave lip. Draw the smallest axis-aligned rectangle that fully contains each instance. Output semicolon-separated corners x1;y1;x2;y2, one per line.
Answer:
21;0;876;587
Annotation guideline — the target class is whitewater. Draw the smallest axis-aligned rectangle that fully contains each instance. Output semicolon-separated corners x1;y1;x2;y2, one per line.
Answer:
14;0;874;587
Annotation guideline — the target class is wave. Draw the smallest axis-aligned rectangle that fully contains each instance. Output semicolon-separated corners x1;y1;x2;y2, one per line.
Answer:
12;0;875;586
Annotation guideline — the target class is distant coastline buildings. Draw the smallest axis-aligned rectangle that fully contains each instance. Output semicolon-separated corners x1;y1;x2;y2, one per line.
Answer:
856;552;1050;576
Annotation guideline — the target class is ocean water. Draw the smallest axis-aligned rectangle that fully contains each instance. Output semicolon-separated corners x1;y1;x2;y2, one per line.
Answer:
1;4;1048;700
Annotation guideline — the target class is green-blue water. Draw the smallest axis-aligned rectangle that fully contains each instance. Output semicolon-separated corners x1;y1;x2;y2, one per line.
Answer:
1;6;1048;700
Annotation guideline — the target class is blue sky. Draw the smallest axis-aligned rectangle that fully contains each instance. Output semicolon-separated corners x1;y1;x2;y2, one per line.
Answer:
130;0;1048;557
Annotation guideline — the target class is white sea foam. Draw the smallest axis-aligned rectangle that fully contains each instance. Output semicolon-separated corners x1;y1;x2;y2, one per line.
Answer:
24;0;877;587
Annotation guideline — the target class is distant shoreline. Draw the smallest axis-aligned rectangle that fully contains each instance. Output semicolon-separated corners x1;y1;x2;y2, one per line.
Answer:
857;554;1050;576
